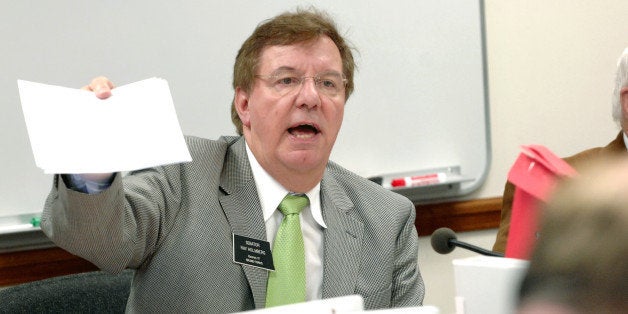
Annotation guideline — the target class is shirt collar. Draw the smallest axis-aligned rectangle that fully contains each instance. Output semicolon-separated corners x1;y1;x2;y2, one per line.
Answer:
623;132;628;152
245;142;327;228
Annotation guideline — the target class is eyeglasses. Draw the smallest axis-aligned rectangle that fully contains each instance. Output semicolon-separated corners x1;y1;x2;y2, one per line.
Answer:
254;71;347;97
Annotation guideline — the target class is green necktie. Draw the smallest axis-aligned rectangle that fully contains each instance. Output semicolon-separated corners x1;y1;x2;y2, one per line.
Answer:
265;194;309;307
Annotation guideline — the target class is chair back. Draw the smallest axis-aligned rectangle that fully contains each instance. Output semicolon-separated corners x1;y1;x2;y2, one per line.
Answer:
0;270;133;314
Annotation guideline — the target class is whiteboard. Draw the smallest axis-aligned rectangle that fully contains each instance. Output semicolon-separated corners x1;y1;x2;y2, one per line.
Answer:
0;0;489;217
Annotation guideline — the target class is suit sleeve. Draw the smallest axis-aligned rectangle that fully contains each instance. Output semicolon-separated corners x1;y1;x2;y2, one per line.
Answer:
41;166;182;273
493;181;515;253
391;200;425;307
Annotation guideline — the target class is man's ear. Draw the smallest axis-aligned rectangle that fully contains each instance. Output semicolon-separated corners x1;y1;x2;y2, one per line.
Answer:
234;87;251;128
621;86;628;111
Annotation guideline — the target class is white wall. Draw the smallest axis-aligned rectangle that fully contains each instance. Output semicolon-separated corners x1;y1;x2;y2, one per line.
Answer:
424;1;628;313
475;0;628;200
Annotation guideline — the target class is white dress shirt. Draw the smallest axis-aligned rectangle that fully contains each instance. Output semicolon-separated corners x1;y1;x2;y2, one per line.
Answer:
245;143;327;301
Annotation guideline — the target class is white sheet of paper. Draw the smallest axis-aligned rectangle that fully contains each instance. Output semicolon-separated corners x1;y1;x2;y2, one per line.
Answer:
18;77;192;174
231;295;364;314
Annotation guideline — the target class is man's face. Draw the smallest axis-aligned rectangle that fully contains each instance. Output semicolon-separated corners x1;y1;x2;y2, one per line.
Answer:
234;36;346;189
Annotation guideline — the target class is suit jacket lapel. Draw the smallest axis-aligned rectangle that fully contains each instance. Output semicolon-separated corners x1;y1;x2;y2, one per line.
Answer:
320;170;364;298
218;137;268;309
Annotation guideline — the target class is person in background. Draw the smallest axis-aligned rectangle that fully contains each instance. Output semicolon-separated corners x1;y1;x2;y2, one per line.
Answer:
493;47;628;253
517;157;628;314
41;8;424;313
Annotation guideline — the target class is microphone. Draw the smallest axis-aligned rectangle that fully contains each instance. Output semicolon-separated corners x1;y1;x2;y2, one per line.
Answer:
431;227;504;257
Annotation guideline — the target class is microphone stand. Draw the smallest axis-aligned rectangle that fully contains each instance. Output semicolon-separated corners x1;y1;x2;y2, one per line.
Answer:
449;239;504;257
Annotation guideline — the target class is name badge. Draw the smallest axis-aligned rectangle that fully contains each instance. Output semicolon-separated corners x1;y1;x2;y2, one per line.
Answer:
232;234;274;271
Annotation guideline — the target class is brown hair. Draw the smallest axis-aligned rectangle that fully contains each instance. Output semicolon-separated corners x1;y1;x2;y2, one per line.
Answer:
230;7;356;135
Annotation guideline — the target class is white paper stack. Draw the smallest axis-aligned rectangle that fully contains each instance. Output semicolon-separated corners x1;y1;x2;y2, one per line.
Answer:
18;78;191;174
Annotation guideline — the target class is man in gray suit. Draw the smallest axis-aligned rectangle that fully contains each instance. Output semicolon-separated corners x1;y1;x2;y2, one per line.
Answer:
42;8;425;313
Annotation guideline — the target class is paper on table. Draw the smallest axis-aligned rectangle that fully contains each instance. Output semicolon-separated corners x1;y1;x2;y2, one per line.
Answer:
18;77;192;174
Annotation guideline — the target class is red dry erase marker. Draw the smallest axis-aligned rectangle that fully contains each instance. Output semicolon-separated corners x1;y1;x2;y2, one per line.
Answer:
390;173;446;188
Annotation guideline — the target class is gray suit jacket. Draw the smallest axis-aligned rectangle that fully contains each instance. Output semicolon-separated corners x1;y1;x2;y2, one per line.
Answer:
42;136;424;313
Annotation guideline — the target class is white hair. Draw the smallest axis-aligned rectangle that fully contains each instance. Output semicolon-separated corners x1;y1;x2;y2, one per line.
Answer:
612;47;628;126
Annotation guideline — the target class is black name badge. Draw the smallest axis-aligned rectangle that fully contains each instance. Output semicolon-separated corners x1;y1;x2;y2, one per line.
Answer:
232;234;274;271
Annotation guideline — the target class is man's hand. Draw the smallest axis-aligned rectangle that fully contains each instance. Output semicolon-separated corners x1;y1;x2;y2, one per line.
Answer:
82;76;115;99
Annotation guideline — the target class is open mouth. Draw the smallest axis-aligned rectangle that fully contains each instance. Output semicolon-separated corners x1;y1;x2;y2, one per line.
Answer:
288;124;320;138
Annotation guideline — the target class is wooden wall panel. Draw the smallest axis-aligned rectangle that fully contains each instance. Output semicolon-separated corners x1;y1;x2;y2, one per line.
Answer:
0;247;97;286
414;197;502;236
